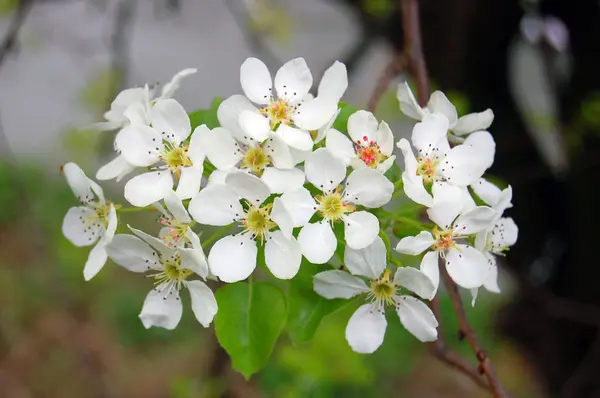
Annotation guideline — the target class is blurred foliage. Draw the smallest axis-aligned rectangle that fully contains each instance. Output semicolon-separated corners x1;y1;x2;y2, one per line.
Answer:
361;0;394;19
245;0;292;45
79;67;122;113
0;0;17;16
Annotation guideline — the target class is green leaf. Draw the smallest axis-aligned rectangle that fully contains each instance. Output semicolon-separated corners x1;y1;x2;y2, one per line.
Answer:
333;102;360;133
287;261;346;345
189;97;224;130
214;281;287;379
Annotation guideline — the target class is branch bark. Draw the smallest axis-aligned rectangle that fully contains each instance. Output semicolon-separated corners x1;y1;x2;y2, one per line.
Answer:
0;0;34;69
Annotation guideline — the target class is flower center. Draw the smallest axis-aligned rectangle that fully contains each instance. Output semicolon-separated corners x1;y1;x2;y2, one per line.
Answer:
315;187;355;222
241;145;271;175
355;136;387;168
241;204;276;242
159;142;192;178
432;226;456;251
86;201;112;230
261;98;291;128
367;269;397;311
158;216;191;247
416;157;439;184
150;255;193;293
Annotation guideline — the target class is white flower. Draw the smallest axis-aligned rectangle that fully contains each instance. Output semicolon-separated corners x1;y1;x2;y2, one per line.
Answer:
396;81;494;138
152;190;195;248
229;57;347;154
61;163;117;281
95;69;197;182
395;184;496;293
279;148;394;264
313;237;438;354
201;125;305;194
188;171;301;282
116;99;205;207
325;110;396;173
106;225;217;330
397;114;495;207
469;179;518;304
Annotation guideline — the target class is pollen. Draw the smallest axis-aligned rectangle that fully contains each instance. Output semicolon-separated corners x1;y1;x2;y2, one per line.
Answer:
149;255;193;293
355;140;387;168
242;204;276;242
416;156;439;184
261;98;292;128
241;145;271;175
158;217;191;248
367;269;397;310
432;226;456;251
315;187;355;222
159;142;192;178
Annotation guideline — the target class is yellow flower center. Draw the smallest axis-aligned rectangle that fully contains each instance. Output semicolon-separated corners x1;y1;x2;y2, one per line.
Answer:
242;204;276;243
241;145;271;175
315;187;355;222
355;137;387;168
150;255;193;292
432;226;456;251
260;98;292;128
416;157;439;184
368;269;397;310
85;201;112;230
158;216;192;248
159;142;192;178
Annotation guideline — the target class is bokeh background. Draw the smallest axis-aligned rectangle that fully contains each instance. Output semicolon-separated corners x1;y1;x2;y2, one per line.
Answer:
2;0;600;397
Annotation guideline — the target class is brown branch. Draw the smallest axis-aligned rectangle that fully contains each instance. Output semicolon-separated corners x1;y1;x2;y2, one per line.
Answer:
368;53;407;113
440;263;510;398
400;0;430;107
0;0;34;69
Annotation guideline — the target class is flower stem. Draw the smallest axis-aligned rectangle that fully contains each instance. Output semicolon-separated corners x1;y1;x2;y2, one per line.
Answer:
117;205;157;213
378;230;392;261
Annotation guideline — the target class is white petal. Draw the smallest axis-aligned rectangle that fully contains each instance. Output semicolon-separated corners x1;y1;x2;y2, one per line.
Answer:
376;121;394;155
305;148;346;193
139;289;183;330
298;222;337;264
464;130;496;169
179;229;209;277
395;231;435;255
427;186;465;229
347;110;379;144
186;280;218;327
269;197;292;239
280;187;317;227
261;167;305;194
83;243;108;281
105;204;117;243
453;109;494;136
105;234;160;272
275;124;313;151
343;211;379;250
344;168;394;208
128;225;174;257
346;304;387;354
344;236;386;279
265;230;302;279
187;125;208;166
159;68;197;99
63;163;93;202
454;206;496;235
445;245;489;289
396;296;438;342
442;142;490;186
402;172;433;206
483;255;501;293
203;127;241;170
123;101;150;126
470;288;479;307
376;155;396;174
325;128;355;166
188;185;242;226
124;171;173;207
208;235;257;282
110;87;148;115
62;207;101;247
115;125;161;167
265;135;295;169
397;138;417;176
313;270;369;299
163;190;191;223
175;167;203;200
240;57;273;105
150;99;191;144
208;169;229;186
420;251;440;295
499;217;519;246
293;96;339;131
411;113;450;155
396;81;424;120
239;110;271;143
314;108;340;144
96;155;135;181
317;60;347;101
393;267;436;300
225;171;271;205
426;91;458;127
217;95;261;142
471;178;502;207
274;57;312;102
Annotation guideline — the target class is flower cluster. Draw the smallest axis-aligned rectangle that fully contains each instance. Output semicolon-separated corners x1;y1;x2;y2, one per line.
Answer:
61;58;517;354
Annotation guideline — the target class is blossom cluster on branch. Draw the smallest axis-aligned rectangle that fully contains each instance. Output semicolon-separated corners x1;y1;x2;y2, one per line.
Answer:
61;57;518;360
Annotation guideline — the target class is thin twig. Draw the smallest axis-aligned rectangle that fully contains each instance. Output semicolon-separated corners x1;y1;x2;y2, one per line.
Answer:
368;53;407;113
440;263;509;398
0;0;33;69
400;0;429;107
